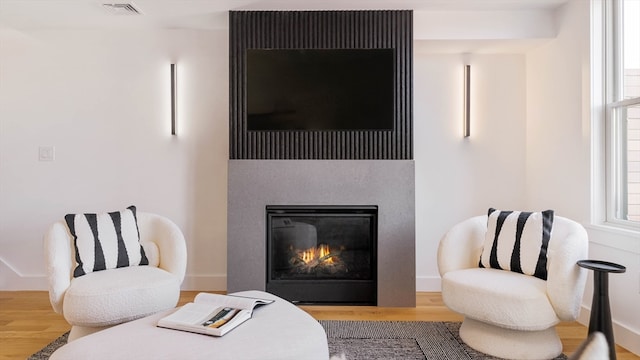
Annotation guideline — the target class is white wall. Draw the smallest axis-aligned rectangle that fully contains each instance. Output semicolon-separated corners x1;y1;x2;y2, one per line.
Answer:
526;0;640;354
0;28;229;290
414;49;528;289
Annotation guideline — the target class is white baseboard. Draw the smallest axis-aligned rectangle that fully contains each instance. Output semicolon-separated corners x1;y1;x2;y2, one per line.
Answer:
416;275;442;292
0;257;48;290
579;305;640;356
0;257;228;292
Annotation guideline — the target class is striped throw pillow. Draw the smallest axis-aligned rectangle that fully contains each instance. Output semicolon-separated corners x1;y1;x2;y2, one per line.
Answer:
65;206;149;278
479;208;554;280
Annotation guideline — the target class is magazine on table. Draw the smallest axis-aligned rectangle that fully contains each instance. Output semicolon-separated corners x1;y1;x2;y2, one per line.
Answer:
157;293;274;337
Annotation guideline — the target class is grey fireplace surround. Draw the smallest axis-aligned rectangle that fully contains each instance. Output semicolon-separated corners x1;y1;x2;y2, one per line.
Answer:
227;160;416;307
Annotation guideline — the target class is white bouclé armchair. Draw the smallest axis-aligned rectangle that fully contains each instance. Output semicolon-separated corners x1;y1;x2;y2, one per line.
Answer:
437;214;589;360
44;212;187;342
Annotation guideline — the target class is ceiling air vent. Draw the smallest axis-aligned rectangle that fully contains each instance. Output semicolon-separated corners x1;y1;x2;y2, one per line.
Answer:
102;3;142;15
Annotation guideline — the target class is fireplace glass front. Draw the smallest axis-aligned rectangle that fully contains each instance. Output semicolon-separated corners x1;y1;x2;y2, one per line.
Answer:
266;205;377;304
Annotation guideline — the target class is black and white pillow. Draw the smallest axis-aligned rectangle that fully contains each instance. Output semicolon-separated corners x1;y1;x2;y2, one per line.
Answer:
478;208;554;280
65;205;149;278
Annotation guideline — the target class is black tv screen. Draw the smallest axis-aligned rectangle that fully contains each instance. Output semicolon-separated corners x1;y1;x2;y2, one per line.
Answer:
246;49;394;131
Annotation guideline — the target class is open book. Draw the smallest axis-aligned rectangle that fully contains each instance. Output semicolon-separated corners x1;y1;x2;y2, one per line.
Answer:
157;293;274;337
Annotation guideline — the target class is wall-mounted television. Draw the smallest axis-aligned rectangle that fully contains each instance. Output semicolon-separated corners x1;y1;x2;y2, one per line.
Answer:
246;49;394;131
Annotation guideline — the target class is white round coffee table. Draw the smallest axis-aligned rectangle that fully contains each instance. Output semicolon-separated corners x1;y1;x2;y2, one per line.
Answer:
50;291;329;360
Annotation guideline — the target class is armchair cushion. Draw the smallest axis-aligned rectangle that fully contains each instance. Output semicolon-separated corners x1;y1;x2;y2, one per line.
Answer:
479;208;554;280
442;268;559;331
62;265;181;327
64;205;149;278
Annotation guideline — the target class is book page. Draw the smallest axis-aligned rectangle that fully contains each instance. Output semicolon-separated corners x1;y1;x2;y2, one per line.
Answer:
202;307;241;329
157;294;271;336
160;303;223;326
194;293;273;310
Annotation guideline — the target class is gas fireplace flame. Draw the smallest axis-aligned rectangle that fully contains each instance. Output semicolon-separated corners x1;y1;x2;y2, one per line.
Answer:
300;244;335;264
290;244;346;274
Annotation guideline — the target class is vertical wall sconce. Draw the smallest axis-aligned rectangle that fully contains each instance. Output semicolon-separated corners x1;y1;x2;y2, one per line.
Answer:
463;64;470;138
170;63;177;136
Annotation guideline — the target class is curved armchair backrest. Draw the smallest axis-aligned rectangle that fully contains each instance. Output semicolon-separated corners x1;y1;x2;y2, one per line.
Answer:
44;221;75;314
137;213;187;282
437;214;588;320
437;215;486;276
545;216;588;320
43;212;187;315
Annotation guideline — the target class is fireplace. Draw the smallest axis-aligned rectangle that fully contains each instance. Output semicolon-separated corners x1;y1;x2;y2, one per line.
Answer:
227;11;415;307
227;160;415;307
266;205;377;304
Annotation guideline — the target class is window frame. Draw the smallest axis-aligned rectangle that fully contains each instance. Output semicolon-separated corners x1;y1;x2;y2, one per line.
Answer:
602;0;640;230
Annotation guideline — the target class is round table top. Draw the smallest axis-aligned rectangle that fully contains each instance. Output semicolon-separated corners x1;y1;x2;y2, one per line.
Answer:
577;260;626;273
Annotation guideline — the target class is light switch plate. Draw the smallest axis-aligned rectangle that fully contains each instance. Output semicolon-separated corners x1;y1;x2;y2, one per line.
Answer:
39;146;55;161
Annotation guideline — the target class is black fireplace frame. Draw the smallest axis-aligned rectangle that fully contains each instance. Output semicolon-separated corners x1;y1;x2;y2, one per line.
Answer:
265;205;378;305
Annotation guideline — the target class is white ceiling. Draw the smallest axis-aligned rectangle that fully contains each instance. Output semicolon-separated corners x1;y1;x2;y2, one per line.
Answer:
0;0;568;30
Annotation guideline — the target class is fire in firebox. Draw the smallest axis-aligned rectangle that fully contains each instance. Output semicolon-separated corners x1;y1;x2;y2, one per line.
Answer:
289;244;347;274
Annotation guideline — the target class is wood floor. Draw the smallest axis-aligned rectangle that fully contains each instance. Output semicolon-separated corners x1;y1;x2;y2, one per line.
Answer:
1;291;638;360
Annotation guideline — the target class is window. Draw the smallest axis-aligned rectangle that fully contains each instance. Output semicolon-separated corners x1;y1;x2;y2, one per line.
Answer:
605;0;640;228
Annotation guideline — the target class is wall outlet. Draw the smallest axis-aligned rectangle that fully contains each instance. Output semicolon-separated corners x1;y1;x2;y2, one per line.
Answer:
38;146;55;161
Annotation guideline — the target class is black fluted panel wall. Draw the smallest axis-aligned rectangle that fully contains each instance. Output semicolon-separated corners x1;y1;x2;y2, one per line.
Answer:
229;10;413;160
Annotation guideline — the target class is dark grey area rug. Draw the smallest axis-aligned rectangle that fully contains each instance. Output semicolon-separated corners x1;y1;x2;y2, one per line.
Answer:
28;321;568;360
321;320;567;360
28;332;68;360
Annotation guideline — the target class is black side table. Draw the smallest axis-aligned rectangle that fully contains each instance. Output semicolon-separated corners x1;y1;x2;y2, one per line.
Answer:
577;259;626;360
